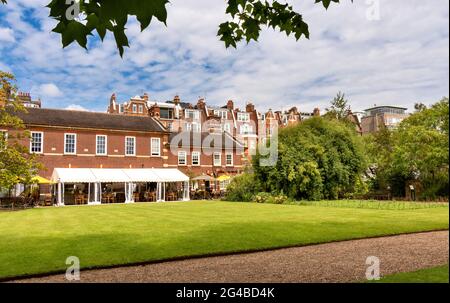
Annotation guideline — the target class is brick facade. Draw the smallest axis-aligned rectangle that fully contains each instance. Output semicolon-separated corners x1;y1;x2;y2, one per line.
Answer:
10;108;245;182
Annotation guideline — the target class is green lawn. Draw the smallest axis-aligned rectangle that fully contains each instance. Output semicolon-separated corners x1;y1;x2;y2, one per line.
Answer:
374;265;449;283
0;201;448;280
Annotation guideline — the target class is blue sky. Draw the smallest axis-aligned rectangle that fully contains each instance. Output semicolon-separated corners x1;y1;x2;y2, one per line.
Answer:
0;0;448;113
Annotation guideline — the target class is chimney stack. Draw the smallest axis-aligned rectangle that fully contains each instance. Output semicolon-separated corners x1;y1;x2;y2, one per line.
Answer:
246;102;255;113
142;93;149;101
226;100;234;110
149;103;161;120
108;93;117;113
197;98;206;110
173;95;180;105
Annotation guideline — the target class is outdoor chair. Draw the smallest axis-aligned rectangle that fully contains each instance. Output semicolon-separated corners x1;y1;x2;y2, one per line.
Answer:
75;195;83;205
145;191;156;202
101;194;109;204
44;195;53;206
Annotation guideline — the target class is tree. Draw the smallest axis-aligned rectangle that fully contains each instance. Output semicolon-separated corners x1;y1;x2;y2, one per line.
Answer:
414;102;427;112
364;97;449;199
0;71;42;192
325;91;351;120
1;0;346;56
253;117;366;200
362;126;408;197
390;98;449;198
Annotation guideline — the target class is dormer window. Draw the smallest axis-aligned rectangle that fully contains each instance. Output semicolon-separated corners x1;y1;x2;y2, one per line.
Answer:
237;112;250;122
160;108;174;119
214;110;227;120
132;104;137;113
138;104;144;113
185;109;200;120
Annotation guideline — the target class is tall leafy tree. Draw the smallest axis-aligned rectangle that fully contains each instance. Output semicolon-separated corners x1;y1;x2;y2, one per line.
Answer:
253;117;366;200
325;91;351;120
0;71;42;192
1;0;346;56
414;102;427;112
391;98;449;198
364;98;449;199
362;126;409;196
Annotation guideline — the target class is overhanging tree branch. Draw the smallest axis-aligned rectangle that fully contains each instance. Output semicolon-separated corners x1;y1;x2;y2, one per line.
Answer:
1;0;347;57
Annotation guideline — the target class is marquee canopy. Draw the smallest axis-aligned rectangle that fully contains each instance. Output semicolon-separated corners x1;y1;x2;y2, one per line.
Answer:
51;168;189;184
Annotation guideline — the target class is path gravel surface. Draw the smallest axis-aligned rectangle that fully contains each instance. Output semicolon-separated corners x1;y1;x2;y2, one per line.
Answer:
11;230;449;283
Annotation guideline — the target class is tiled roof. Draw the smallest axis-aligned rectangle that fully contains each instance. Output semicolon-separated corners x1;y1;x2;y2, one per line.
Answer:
14;108;167;133
169;131;244;150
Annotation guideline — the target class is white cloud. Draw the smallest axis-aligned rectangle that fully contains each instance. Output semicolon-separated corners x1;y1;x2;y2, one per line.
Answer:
38;83;63;97
0;0;448;113
65;104;89;111
0;27;15;43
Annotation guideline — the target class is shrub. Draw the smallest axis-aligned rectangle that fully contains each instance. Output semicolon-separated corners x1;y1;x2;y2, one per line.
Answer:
253;192;272;203
224;173;260;202
253;117;367;201
252;192;289;204
273;194;288;204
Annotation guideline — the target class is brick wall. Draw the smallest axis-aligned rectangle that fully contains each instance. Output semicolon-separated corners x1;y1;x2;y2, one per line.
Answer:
15;126;243;179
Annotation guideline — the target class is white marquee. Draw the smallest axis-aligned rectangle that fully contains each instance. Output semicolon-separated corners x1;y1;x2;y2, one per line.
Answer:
51;168;189;183
51;168;190;205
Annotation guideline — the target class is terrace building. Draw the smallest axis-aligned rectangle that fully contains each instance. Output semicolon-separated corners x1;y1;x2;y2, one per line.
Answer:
360;105;409;134
6;106;245;205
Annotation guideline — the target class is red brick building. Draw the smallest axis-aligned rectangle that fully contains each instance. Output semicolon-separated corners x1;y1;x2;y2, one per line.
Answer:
5;107;246;203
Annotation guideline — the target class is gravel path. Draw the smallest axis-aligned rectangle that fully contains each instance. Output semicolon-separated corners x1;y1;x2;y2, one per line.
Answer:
11;230;449;283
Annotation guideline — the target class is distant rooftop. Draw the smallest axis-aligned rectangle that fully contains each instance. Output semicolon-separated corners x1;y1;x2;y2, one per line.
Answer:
364;105;408;112
363;105;408;117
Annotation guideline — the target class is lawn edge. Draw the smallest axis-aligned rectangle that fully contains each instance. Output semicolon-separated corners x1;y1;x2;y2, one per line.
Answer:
3;228;449;283
360;263;450;283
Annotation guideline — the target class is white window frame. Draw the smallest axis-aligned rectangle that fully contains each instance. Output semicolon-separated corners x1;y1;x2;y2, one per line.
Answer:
125;136;136;156
226;153;233;166
192;151;200;166
223;123;231;133
213;152;222;166
96;135;108;156
178;151;187;166
132;104;137;113
214;110;227;120
138;104;144;113
64;133;77;155
30;131;43;154
151;137;161;157
240;124;253;135
185;109;200;120
192;122;201;132
237;112;250;122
